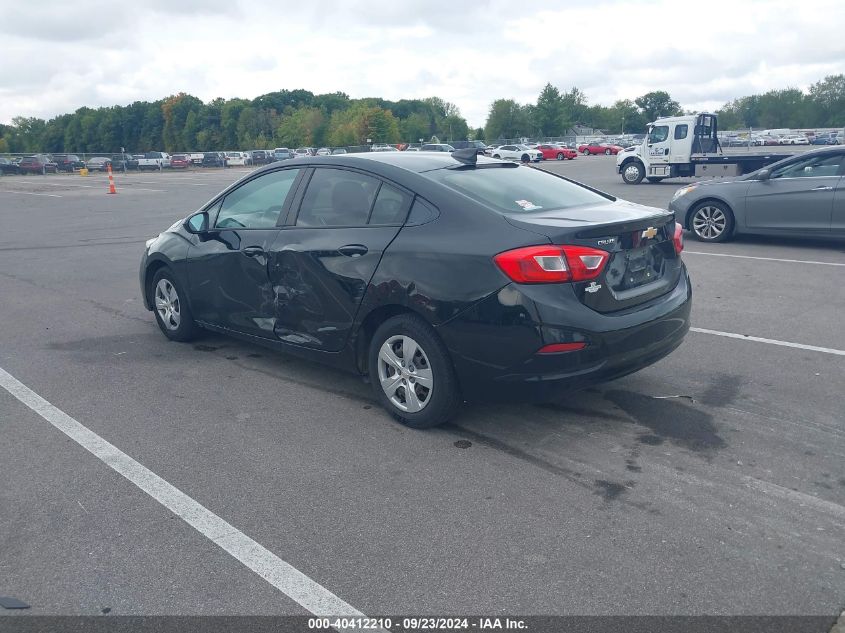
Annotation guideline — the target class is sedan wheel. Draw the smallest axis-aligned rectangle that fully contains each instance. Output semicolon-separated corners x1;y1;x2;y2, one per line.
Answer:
154;279;181;332
368;314;460;428
604;149;611;155
690;203;734;242
151;268;199;341
377;335;433;414
582;149;590;155
556;153;564;160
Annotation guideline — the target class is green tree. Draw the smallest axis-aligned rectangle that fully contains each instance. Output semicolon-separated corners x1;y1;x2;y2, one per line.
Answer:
534;83;564;136
634;91;682;122
809;74;845;126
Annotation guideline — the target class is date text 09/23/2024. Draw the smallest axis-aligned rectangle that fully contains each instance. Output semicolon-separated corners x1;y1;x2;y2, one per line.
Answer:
308;617;528;630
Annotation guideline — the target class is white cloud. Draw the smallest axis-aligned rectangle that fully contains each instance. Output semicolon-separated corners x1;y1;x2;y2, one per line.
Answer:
1;0;843;127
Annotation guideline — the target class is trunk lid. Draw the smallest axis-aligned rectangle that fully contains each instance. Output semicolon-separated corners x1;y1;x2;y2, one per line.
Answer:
505;201;682;313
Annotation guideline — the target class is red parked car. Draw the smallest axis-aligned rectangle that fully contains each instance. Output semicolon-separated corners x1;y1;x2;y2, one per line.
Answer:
577;142;622;156
536;144;577;160
18;155;58;174
170;154;190;169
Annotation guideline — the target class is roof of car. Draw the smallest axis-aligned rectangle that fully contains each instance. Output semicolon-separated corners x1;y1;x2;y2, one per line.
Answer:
260;151;511;174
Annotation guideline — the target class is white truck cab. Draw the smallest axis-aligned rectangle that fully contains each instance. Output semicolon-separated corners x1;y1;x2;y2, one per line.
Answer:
616;113;787;184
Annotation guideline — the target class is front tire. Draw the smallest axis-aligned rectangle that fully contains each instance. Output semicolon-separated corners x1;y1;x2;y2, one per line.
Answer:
492;154;501;159
621;160;644;184
521;154;530;163
368;314;461;429
582;149;590;155
604;148;612;155
689;201;735;243
151;268;199;341
556;152;564;160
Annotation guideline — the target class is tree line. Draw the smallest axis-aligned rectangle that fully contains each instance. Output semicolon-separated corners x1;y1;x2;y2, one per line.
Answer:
0;91;469;154
483;74;845;140
1;75;842;154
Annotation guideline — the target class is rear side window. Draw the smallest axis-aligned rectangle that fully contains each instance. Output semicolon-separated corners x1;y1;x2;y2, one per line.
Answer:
674;125;688;140
296;168;379;227
369;183;412;225
425;166;610;215
215;168;300;229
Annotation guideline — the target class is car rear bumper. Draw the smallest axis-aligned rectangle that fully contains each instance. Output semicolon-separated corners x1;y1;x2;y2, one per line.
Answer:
436;267;692;403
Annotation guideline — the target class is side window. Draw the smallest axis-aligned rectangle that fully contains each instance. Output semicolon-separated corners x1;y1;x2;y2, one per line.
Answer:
772;153;844;179
214;168;299;229
369;183;412;225
649;126;669;144
674;124;688;140
296;168;379;227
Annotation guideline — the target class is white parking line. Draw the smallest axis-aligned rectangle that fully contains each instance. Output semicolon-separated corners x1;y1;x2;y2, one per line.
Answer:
0;366;371;623
0;190;62;197
690;327;845;356
684;251;845;267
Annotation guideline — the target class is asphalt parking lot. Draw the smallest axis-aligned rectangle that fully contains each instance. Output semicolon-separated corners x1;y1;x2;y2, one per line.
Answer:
1;159;843;627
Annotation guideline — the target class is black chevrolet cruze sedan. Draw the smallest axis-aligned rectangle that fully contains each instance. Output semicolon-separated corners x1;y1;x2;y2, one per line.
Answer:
140;151;691;428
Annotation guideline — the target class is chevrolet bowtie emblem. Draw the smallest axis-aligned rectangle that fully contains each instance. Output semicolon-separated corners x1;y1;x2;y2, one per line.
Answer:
641;226;658;239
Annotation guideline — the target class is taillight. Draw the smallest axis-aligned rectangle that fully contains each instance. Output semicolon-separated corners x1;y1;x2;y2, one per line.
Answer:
537;342;586;354
673;222;684;255
494;245;609;284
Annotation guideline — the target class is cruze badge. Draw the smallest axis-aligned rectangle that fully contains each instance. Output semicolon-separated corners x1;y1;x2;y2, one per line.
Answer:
597;237;616;246
585;281;602;294
641;226;658;239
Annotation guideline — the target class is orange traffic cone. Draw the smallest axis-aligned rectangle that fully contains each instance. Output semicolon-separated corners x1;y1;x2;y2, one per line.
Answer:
107;163;117;194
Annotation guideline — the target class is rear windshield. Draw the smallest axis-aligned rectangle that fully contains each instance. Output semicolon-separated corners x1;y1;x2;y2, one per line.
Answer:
425;166;612;214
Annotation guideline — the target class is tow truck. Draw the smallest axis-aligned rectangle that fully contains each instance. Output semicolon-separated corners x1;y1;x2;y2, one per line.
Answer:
616;113;790;184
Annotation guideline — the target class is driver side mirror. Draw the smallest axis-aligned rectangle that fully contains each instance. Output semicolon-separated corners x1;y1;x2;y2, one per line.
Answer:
185;212;209;234
757;169;771;181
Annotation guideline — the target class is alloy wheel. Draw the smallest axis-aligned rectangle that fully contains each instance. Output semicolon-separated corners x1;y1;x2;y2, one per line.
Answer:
692;206;727;240
377;335;433;413
154;278;181;330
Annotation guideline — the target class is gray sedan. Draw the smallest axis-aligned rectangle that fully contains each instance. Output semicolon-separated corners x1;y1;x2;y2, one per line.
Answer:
669;147;845;242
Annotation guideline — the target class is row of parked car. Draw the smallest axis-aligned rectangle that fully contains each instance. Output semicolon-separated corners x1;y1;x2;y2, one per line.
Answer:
0;148;341;175
723;131;843;146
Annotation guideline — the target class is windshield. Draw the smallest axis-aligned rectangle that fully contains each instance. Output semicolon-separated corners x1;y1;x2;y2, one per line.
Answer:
425;166;612;214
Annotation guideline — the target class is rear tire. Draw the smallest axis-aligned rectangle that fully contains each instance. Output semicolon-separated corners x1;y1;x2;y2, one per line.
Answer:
368;314;461;429
621;160;645;184
604;148;612;155
521;154;530;163
689;201;735;243
556;152;564;160
492;154;501;159
150;268;200;342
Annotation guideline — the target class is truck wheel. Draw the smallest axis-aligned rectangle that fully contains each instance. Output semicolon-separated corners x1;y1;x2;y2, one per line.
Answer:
646;177;665;183
621;161;644;185
604;148;612;155
689;201;734;243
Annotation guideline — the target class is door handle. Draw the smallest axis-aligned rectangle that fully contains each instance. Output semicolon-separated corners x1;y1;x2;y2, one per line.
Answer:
338;244;368;257
811;185;834;191
242;246;265;257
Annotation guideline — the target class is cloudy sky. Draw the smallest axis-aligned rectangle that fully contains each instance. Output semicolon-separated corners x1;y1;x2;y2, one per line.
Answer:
2;0;844;127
